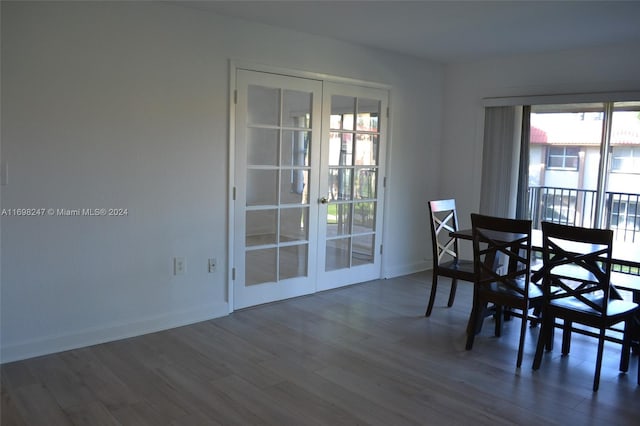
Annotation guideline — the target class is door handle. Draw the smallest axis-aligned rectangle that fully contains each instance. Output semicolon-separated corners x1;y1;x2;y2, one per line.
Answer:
320;197;328;204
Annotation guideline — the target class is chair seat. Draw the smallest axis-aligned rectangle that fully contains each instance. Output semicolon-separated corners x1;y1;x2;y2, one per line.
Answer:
439;258;474;274
550;297;639;318
484;278;543;299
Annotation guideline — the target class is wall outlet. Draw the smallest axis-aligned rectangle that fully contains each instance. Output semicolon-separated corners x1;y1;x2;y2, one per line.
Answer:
208;258;217;273
174;257;186;275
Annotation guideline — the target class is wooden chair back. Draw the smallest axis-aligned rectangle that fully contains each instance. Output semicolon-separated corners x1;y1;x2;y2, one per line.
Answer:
471;213;533;297
540;221;613;315
428;199;462;268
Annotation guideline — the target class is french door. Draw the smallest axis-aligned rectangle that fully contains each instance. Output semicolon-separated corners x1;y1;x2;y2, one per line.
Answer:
316;82;388;291
233;69;388;309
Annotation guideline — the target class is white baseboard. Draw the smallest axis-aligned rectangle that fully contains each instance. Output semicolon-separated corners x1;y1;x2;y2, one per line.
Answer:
383;260;431;279
0;302;229;364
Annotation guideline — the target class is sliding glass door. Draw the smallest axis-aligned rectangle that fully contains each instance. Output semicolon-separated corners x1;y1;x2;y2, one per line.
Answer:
524;101;640;242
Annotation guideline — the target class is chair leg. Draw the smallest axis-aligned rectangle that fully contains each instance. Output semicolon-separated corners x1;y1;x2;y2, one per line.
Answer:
561;320;572;355
546;316;555;351
494;305;503;337
474;303;489;335
516;310;527;368
533;314;550;370
530;301;542;327
425;273;439;317
593;329;606;392
447;278;458;307
637;349;640;386
503;307;512;322
620;319;632;373
466;300;481;350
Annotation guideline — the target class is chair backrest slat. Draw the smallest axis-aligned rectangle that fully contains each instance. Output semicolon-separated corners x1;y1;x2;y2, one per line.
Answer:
429;199;461;267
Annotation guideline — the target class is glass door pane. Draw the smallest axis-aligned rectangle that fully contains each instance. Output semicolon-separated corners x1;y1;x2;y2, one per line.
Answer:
606;102;640;242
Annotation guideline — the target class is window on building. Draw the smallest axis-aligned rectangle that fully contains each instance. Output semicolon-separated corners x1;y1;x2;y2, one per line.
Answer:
611;199;638;228
611;147;640;173
547;146;580;170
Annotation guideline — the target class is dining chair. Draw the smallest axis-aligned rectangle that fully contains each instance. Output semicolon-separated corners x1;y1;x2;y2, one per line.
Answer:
465;213;541;368
532;221;640;391
425;199;475;317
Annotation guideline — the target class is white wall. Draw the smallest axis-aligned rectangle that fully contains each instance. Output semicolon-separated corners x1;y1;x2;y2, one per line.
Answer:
0;2;443;361
441;45;640;229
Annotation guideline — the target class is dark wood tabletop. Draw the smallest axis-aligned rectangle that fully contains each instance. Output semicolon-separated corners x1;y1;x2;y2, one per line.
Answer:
452;228;640;270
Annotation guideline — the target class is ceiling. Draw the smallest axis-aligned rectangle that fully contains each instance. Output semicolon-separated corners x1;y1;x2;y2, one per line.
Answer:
176;0;640;64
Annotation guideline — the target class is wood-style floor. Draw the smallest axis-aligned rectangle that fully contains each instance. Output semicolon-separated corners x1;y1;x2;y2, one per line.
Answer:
2;271;640;425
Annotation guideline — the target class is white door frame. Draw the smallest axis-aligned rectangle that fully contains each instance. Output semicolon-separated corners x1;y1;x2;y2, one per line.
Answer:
227;60;392;313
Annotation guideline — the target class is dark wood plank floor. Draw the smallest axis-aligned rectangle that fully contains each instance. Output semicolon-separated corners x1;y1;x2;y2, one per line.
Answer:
2;271;640;425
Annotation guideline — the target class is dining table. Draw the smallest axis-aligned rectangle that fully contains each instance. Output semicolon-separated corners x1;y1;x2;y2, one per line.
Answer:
452;227;640;298
451;226;640;343
452;227;640;272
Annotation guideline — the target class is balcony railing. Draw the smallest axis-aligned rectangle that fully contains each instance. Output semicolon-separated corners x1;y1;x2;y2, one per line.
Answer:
527;186;640;243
